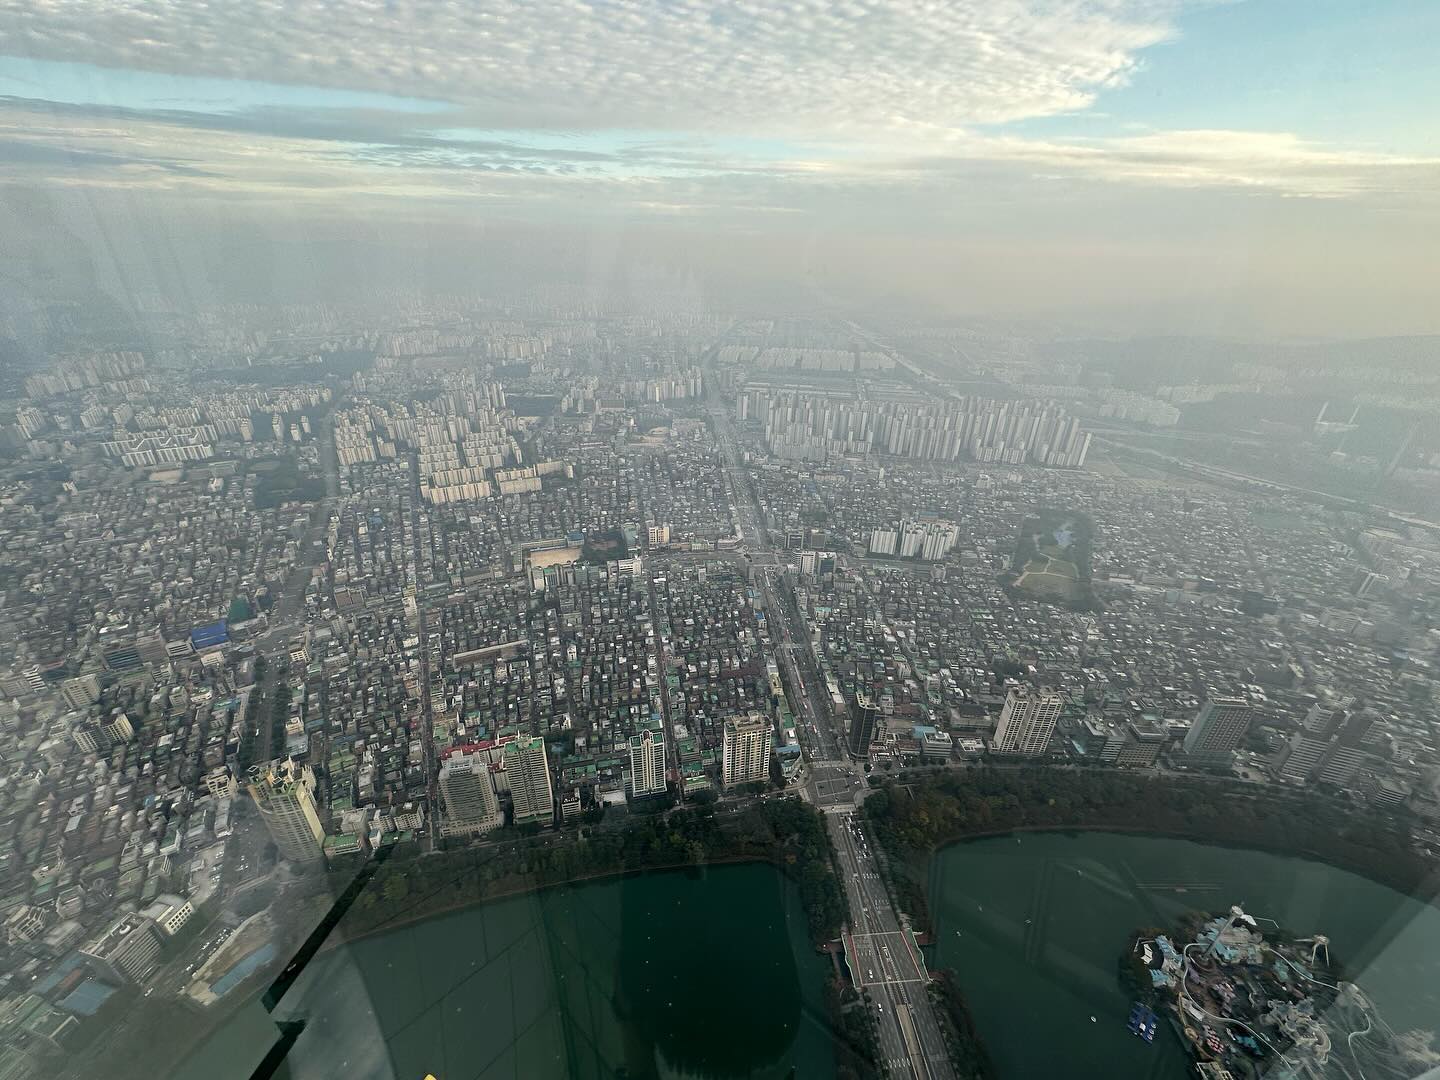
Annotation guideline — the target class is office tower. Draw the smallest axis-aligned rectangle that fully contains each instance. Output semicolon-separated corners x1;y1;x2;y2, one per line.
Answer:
628;729;667;799
80;913;164;984
1277;706;1377;787
1316;737;1370;787
101;641;143;672
992;686;1064;755
102;712;133;743
722;714;773;788
205;766;238;798
505;737;554;825
848;692;881;759
1183;696;1254;766
4;904;50;946
1335;707;1377;748
21;666;45;694
1117;717;1167;768
70;711;135;753
60;673;102;709
1272;732;1330;785
136;633;170;665
439;751;503;836
0;670;30;698
247;759;326;862
70;725;101;754
1302;696;1355;739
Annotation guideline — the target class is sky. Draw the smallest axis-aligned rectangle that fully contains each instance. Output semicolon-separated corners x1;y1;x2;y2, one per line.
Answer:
0;0;1437;337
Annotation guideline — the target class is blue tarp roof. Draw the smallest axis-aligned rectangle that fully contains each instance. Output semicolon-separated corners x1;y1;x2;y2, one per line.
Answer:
60;979;117;1016
210;943;278;998
190;620;229;647
32;952;87;996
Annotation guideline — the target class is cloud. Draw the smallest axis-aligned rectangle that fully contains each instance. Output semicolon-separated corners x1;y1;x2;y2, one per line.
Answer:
2;88;1437;216
0;0;1182;134
0;134;216;176
887;127;1440;199
0;2;1436;213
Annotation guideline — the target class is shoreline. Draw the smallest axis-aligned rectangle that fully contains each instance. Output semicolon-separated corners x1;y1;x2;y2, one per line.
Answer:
159;853;821;1080
320;850;793;952
918;823;1440;908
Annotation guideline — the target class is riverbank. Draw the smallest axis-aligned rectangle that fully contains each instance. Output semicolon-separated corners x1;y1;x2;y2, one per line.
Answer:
863;767;1439;934
939;821;1439;897
107;799;851;1080
322;795;848;947
322;850;779;949
929;969;998;1080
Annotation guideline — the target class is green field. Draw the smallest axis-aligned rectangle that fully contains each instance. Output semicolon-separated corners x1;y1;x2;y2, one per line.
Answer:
1008;508;1095;606
1015;553;1081;600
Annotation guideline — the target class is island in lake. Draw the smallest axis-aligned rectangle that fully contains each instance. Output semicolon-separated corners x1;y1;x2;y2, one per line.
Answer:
1124;904;1431;1079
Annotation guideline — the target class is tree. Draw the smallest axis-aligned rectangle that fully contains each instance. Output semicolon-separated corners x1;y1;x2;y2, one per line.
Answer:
381;874;409;903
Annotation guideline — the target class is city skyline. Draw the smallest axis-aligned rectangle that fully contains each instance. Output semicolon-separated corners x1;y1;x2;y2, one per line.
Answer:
3;304;1439;1079
3;5;1440;1077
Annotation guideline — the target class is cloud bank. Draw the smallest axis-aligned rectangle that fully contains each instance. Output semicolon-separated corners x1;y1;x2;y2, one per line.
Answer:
0;0;1181;134
0;0;1436;335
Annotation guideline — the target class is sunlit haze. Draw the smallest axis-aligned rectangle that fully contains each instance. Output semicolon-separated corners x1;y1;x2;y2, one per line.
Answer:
1;0;1438;336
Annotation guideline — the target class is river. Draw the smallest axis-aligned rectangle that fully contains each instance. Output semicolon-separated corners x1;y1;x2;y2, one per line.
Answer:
173;862;835;1080
928;832;1440;1078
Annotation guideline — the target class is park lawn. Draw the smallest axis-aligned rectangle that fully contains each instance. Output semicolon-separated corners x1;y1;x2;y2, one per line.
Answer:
1022;555;1077;579
1018;573;1081;600
1016;553;1082;600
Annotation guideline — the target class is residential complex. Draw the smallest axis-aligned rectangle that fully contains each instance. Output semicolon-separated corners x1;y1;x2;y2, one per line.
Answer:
722;715;773;788
992;686;1065;755
628;729;667;799
505;737;555;826
247;760;326;863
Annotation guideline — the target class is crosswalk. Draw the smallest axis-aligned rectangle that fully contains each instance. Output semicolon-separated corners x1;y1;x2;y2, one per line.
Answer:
879;1053;951;1074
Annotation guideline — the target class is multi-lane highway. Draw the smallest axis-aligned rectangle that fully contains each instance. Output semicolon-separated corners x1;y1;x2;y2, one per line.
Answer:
832;811;955;1079
406;450;440;845
710;403;840;761
708;402;956;1077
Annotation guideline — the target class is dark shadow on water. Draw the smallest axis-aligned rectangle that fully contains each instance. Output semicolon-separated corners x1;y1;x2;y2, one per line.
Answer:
612;865;804;1078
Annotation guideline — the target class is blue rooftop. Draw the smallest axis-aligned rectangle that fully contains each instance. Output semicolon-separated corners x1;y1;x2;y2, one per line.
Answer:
60;978;117;1016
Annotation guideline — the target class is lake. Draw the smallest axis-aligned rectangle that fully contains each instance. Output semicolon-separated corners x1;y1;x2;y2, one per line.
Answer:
928;832;1440;1078
175;862;836;1080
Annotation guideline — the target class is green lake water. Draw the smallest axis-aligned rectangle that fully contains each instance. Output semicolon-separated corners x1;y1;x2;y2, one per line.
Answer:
173;832;1440;1080
928;832;1440;1078
176;862;836;1080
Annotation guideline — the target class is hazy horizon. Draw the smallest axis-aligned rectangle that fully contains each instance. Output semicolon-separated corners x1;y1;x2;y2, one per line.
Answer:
2;0;1438;338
